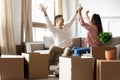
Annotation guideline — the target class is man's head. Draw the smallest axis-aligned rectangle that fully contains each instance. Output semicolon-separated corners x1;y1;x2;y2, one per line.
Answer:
54;15;64;27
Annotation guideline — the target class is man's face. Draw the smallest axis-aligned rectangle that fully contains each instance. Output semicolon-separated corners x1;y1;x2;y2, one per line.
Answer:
57;17;64;26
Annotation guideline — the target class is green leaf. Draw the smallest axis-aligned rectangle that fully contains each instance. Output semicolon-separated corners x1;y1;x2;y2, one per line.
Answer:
98;32;112;44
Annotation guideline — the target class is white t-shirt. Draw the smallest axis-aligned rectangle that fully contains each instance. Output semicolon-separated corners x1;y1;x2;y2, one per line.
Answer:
45;13;77;48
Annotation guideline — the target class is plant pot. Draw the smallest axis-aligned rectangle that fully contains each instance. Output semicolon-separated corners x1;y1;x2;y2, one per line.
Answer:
105;50;115;60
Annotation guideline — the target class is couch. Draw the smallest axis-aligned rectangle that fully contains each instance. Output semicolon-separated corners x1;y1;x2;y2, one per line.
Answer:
26;36;120;60
25;37;86;60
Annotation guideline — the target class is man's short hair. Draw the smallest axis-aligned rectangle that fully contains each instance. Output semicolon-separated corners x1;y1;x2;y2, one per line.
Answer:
55;15;63;21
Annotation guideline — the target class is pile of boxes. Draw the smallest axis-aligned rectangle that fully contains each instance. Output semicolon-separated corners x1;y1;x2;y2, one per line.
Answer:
1;47;120;80
0;53;49;80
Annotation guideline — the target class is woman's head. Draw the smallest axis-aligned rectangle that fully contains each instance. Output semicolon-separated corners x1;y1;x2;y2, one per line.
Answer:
91;14;103;34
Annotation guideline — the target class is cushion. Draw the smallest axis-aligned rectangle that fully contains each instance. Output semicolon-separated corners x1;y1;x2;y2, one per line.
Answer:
33;50;49;54
116;44;120;59
81;37;87;47
44;36;54;49
26;42;44;53
103;37;120;46
71;37;81;47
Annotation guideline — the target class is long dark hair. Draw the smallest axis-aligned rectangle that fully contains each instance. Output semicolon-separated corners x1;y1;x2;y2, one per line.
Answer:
91;14;103;35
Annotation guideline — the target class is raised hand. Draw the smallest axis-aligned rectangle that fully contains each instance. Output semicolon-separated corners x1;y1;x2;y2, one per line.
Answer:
85;10;90;22
39;3;48;16
86;10;89;15
76;5;83;15
39;3;47;12
77;4;83;16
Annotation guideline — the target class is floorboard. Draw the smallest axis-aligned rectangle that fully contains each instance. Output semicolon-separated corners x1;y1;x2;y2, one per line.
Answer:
24;75;59;80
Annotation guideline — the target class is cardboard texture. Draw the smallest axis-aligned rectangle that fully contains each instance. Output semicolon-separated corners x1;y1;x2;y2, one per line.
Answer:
97;60;120;80
22;53;49;80
91;46;117;59
0;55;24;80
59;56;94;80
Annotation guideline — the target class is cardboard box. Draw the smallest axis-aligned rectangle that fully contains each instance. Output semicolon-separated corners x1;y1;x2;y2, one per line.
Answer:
91;46;117;59
59;56;94;80
22;53;49;79
0;55;24;80
97;60;120;80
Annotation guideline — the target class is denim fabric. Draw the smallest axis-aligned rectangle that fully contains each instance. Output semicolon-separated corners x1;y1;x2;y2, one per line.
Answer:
72;47;90;56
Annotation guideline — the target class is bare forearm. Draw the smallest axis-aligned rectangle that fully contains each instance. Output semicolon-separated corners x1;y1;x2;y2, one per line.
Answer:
43;11;48;17
78;7;85;25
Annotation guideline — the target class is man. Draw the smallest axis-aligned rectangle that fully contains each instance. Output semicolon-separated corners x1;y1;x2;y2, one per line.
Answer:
39;3;79;76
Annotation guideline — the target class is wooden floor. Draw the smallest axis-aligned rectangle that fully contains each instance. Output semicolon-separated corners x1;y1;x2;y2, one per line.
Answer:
38;75;59;80
25;75;59;80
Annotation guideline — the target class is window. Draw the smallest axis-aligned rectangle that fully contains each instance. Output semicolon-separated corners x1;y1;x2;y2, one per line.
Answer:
32;0;54;41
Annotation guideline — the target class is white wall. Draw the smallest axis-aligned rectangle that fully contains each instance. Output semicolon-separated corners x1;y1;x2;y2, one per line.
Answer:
12;0;21;45
77;0;120;37
79;0;120;17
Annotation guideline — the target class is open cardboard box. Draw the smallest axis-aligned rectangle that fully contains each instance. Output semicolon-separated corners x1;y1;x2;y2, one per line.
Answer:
59;56;94;80
97;60;120;80
0;55;24;80
22;53;49;79
91;46;117;59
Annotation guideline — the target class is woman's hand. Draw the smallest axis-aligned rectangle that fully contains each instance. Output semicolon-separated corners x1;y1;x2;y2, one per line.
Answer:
85;10;90;23
86;10;89;15
76;4;83;14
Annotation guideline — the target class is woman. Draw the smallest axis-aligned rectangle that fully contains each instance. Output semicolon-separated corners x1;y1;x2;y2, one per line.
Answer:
72;6;103;56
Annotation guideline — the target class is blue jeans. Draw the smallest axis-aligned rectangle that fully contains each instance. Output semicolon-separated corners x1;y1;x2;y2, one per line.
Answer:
72;47;90;56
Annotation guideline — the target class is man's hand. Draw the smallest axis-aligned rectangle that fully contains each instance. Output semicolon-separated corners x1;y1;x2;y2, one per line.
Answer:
39;3;48;16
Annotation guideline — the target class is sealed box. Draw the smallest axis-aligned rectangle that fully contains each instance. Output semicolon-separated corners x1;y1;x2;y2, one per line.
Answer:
59;56;94;80
22;53;49;79
91;46;117;59
0;55;24;80
97;60;120;80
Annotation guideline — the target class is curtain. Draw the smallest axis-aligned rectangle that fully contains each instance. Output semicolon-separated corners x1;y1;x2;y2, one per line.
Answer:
21;0;33;43
53;0;63;25
54;0;63;15
0;0;16;55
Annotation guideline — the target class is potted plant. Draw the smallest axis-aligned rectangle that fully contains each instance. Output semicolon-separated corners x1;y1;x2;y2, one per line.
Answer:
105;50;115;60
98;32;112;44
98;32;115;60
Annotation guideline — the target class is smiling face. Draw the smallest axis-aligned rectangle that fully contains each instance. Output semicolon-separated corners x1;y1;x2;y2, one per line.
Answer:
57;17;64;26
55;15;64;29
